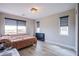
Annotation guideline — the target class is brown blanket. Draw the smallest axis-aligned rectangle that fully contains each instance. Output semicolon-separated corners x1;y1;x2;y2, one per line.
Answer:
0;35;37;49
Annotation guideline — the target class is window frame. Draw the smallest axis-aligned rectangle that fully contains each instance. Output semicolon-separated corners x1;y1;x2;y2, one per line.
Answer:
4;18;26;35
59;16;69;36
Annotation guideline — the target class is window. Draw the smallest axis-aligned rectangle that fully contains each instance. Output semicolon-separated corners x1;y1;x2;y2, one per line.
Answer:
17;20;26;34
36;21;40;33
60;16;68;36
5;19;17;35
60;26;68;35
5;18;26;35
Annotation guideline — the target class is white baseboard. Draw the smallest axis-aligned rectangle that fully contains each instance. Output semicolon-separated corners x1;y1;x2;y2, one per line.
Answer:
45;40;76;52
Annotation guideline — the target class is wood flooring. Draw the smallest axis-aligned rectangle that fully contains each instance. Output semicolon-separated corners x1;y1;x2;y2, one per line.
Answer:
18;40;76;56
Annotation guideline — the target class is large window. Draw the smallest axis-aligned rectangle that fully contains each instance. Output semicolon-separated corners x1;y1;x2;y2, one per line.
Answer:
5;18;26;35
60;16;68;36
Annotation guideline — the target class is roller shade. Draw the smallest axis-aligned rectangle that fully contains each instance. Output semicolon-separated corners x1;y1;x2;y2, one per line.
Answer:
37;21;40;28
60;16;68;26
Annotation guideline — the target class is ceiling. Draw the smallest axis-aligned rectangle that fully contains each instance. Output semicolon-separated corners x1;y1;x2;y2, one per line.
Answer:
0;3;76;20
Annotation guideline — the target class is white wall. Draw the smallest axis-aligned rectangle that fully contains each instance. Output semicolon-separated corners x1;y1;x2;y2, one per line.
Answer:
38;9;76;49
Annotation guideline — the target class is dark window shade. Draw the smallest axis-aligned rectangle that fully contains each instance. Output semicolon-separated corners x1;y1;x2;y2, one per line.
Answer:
17;20;26;26
5;18;26;25
5;19;17;26
60;16;68;26
37;21;40;28
5;18;26;26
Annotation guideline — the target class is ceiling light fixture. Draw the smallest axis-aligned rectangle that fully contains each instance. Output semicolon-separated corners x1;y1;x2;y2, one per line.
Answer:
31;7;38;13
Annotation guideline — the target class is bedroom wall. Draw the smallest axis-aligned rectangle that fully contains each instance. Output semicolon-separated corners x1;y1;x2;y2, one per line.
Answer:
37;9;76;49
0;12;36;35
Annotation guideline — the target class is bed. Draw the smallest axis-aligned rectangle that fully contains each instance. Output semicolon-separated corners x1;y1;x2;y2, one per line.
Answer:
0;34;37;49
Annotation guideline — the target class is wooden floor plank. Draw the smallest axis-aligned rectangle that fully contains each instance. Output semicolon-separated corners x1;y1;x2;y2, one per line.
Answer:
18;40;76;56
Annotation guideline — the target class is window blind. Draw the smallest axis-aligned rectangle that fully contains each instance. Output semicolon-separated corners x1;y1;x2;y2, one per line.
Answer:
60;16;68;26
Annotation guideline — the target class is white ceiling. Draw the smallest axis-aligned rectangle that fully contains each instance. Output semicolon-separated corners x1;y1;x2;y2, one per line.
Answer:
0;3;76;20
